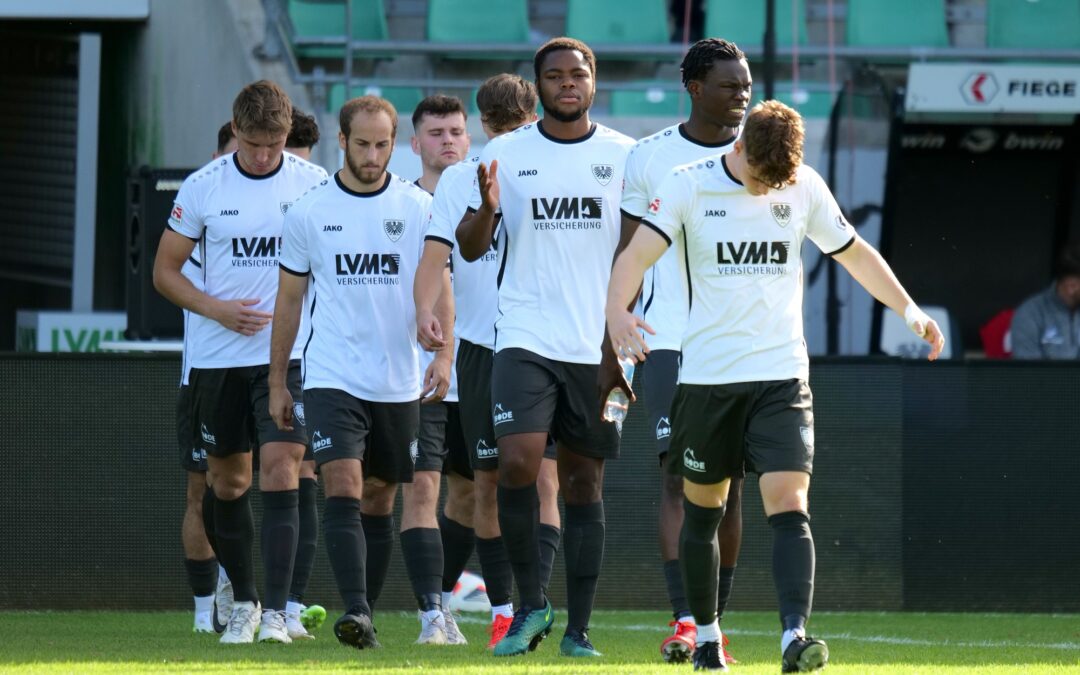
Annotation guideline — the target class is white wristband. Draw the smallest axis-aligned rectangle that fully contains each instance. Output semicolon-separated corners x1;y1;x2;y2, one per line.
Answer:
903;303;930;337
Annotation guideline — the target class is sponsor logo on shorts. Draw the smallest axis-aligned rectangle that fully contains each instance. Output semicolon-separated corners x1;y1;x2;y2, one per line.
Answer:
312;430;333;453
191;448;207;463
409;438;419;463
493;403;513;426
292;402;306;427
655;416;672;440
475;439;498;458
800;425;814;452
200;424;216;446
683;447;706;473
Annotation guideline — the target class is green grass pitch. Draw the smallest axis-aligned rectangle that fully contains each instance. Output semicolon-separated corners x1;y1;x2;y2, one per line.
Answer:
2;610;1079;673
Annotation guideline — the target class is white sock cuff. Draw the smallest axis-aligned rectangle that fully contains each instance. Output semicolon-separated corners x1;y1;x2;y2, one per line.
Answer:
696;620;721;646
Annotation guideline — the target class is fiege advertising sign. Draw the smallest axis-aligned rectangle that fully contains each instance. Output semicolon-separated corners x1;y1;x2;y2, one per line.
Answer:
905;63;1080;114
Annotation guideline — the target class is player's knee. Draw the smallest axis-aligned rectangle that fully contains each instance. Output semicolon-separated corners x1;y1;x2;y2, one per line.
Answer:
560;470;602;505
361;479;397;515
211;472;251;500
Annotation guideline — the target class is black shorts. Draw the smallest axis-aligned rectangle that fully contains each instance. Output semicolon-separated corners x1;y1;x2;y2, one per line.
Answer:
642;349;679;459
189;361;307;457
458;339;557;471
669;379;815;484
177;384;207;472
417;401;473;480
304;388;419;484
491;348;620;460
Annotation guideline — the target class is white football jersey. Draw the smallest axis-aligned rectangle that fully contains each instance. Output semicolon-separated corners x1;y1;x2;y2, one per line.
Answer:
427;156;500;350
622;124;736;351
644;155;856;385
468;122;635;364
280;172;431;403
169;152;327;368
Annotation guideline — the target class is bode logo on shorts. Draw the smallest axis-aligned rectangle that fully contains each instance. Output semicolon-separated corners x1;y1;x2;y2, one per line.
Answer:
683;447;706;473
476;439;498;458
492;403;514;426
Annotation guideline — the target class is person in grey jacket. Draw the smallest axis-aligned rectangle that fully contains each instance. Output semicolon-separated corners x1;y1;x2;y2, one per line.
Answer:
1012;240;1080;360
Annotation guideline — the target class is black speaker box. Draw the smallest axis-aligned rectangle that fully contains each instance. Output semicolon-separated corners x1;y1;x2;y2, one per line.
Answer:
125;166;195;340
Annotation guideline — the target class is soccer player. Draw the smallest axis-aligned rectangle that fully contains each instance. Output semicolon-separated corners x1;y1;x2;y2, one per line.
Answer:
414;74;563;649
178;122;241;635
618;38;750;663
285;108;320;161
605;100;946;672
268;94;450;650
154;80;328;644
458;38;635;658
400;94;472;645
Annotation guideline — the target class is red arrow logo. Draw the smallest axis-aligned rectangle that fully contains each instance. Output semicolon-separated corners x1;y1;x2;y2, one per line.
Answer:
971;74;988;103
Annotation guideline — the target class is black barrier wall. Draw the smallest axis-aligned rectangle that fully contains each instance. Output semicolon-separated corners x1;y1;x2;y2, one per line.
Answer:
1;354;1077;612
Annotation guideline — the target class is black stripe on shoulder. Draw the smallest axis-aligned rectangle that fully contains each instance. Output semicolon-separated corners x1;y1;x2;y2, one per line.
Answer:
825;235;857;257
641;219;672;247
167;224;200;243
280;263;309;277
620;208;643;223
425;235;454;249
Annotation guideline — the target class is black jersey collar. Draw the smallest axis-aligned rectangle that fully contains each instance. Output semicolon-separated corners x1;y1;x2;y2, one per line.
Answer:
232;152;284;180
678;124;737;149
537;119;597;144
335;171;391;197
721;155;743;186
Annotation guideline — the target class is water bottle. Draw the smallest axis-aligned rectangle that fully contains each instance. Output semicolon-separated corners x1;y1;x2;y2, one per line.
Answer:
602;357;636;429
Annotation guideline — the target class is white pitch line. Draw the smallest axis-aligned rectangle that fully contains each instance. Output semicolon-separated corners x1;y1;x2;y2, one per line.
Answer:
448;614;1080;651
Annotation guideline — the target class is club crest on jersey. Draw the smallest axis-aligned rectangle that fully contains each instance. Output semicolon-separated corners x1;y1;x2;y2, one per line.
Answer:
591;164;614;186
384;219;405;242
770;202;792;227
280;202;293;215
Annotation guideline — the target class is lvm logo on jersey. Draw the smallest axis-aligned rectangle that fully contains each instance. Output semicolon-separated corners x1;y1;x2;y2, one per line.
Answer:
716;240;791;276
231;236;283;267
531;196;603;231
334;252;401;285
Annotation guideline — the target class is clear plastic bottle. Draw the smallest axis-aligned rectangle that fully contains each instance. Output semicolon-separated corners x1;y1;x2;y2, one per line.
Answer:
602;357;636;429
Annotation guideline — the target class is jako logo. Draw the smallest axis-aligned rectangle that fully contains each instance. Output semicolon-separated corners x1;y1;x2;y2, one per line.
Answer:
683;447;706;473
312;430;333;453
323;224;343;232
201;424;216;445
531;197;602;220
705;209;726;218
476;440;499;458
493;403;514;426
232;236;281;258
717;241;789;265
518;169;538;177
655;416;672;440
219;209;239;216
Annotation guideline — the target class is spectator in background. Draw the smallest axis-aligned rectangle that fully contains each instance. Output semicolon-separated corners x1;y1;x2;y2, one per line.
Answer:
286;109;320;160
1011;240;1080;360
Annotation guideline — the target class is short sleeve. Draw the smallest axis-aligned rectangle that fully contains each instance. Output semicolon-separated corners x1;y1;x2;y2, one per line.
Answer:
279;199;310;276
640;167;692;247
168;176;206;241
426;166;463;248
620;143;649;220
803;167;856;255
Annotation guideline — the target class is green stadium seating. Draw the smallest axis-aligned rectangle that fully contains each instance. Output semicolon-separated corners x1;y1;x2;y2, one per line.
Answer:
845;0;949;47
565;0;669;45
288;0;388;58
426;0;530;43
704;0;808;47
986;0;1080;49
328;84;424;117
610;87;689;116
754;88;834;119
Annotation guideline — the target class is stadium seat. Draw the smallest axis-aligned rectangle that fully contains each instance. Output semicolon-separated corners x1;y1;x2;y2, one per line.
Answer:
426;0;530;44
879;305;955;359
288;0;388;59
610;87;689;116
845;0;949;47
754;88;834;119
703;0;808;47
328;84;424;116
986;0;1080;49
565;0;669;45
